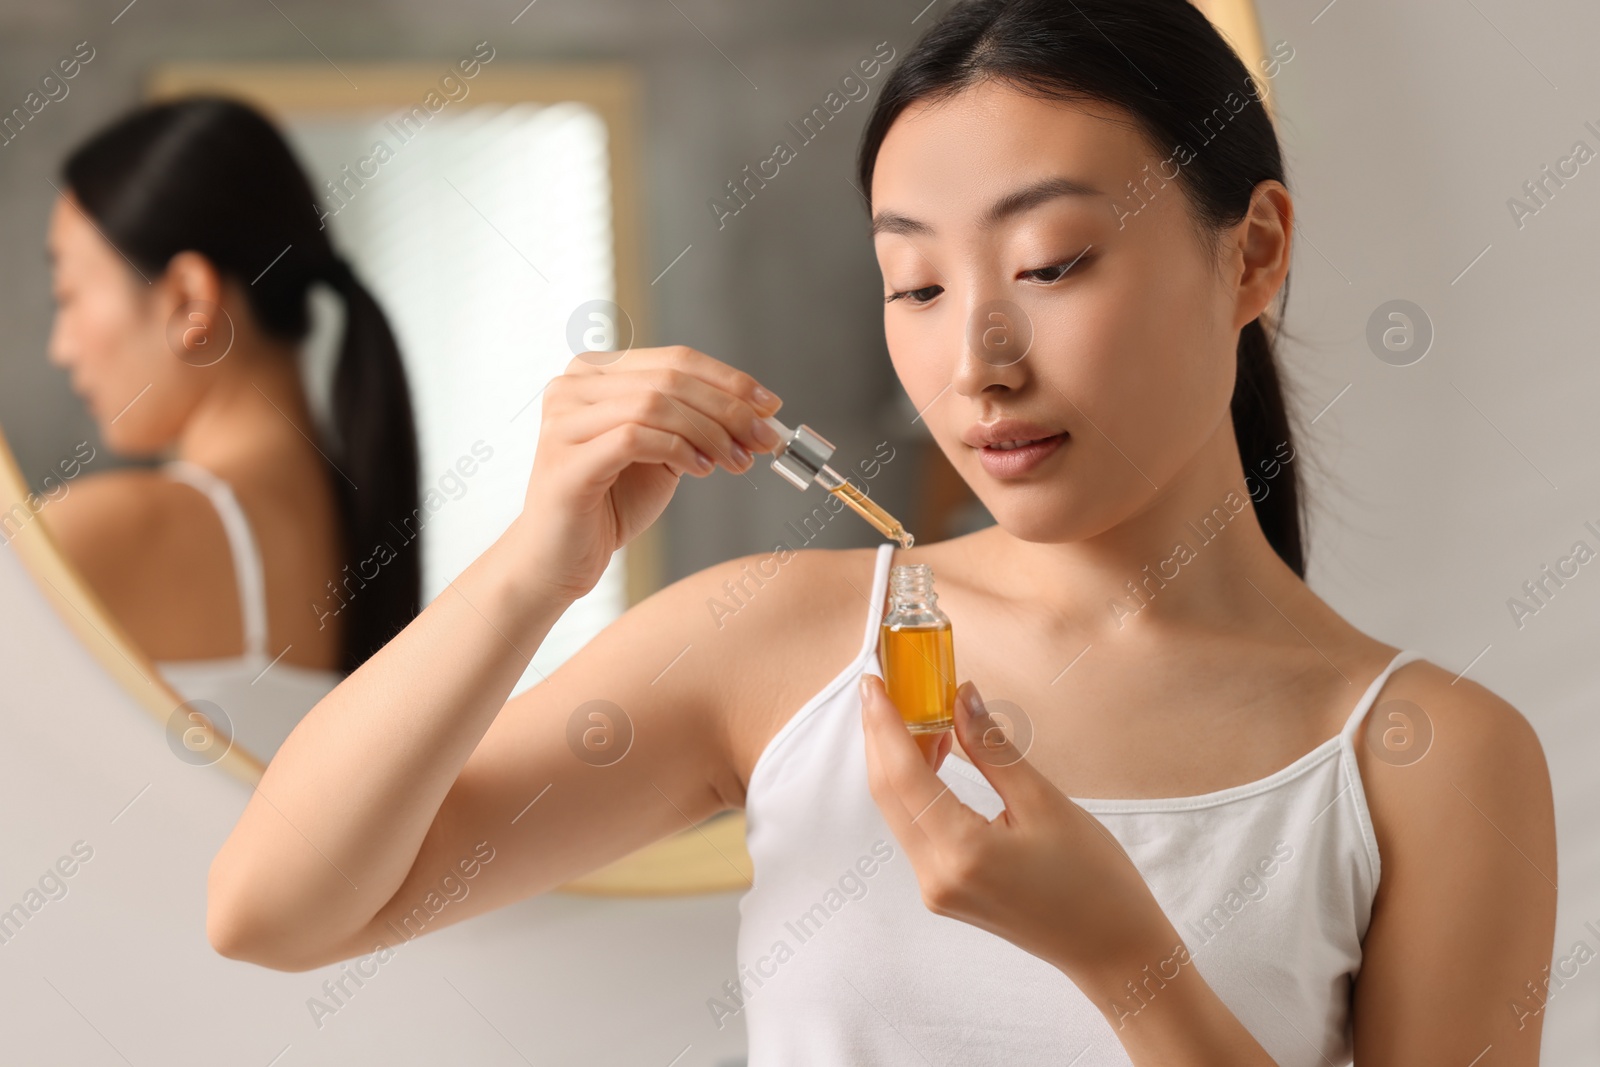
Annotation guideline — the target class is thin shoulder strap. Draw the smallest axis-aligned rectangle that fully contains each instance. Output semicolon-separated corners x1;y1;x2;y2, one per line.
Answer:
1339;648;1427;741
162;460;268;659
858;542;897;655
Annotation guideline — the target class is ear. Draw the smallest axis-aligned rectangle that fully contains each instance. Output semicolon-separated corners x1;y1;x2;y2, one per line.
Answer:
1228;179;1293;333
158;250;226;318
152;251;237;364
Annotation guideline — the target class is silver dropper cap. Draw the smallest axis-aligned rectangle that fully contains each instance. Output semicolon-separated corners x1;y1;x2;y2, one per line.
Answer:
763;415;836;491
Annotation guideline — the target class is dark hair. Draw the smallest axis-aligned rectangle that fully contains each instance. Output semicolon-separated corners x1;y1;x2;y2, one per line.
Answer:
857;0;1306;576
63;96;422;670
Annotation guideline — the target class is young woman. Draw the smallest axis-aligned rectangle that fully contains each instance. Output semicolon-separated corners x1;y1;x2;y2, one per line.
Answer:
43;98;422;757
206;2;1556;1063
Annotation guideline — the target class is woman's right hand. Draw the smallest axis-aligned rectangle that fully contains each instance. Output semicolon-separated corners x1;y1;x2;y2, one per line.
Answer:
514;345;785;601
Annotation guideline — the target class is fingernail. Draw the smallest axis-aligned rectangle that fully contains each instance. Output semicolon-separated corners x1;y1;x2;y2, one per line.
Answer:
694;450;714;472
859;676;873;703
751;416;781;448
962;684;985;717
752;385;780;410
731;442;753;466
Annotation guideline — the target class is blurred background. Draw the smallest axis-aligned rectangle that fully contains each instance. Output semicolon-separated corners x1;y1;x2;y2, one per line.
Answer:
0;0;993;610
2;0;1598;1064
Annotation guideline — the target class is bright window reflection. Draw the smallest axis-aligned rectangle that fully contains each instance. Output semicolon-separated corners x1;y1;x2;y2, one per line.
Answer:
289;102;624;694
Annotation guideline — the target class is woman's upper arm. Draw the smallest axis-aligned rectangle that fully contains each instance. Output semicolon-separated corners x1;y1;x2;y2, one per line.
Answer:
325;547;860;962
1353;665;1557;1064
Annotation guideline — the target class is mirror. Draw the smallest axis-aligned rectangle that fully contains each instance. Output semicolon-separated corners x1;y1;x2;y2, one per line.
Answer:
1;59;746;895
148;61;661;736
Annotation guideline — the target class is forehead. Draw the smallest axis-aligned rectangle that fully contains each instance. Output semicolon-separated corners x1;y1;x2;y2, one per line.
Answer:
870;80;1151;221
48;197;93;254
47;196;115;270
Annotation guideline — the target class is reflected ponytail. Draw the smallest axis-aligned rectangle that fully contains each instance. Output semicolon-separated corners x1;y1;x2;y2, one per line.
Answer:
317;257;423;670
63;96;423;669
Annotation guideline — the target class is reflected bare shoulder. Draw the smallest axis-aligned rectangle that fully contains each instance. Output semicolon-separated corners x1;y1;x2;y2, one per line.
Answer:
39;468;230;607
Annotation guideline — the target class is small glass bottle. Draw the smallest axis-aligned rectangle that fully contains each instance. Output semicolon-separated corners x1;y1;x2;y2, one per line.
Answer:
878;563;956;734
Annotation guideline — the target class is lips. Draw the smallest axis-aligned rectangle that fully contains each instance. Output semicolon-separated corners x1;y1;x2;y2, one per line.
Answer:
986;434;1063;451
961;419;1068;450
966;420;1069;479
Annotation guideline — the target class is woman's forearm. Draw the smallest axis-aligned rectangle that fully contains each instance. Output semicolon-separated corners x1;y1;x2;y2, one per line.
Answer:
206;517;571;968
1071;936;1278;1066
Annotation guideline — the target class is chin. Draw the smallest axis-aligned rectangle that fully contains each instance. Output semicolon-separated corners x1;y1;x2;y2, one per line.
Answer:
992;516;1078;544
968;494;1071;544
99;419;174;458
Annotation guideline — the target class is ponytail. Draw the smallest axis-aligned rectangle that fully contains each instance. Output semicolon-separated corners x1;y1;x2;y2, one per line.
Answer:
1231;313;1304;577
320;258;423;671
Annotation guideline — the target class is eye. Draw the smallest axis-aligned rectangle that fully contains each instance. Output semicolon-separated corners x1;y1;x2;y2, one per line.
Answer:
1021;246;1094;284
885;284;943;306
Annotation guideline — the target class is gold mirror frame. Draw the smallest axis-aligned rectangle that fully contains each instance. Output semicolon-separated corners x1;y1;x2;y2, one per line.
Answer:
1194;0;1273;113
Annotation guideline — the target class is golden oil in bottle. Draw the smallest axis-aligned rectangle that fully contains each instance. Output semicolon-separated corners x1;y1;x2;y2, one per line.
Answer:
878;563;956;733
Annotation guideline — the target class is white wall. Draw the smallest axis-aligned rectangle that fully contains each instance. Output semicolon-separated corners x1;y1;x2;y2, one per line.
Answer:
1259;0;1600;1057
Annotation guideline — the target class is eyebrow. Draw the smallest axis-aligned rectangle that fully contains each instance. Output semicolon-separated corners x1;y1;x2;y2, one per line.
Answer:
871;175;1105;237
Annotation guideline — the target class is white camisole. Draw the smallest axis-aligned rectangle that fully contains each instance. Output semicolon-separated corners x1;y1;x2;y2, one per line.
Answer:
152;460;344;761
735;541;1422;1065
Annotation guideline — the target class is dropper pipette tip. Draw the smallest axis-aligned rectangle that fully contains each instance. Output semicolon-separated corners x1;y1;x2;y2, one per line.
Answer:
766;416;917;547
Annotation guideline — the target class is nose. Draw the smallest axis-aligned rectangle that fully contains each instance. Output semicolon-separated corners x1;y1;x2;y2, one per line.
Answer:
952;296;1032;399
46;314;72;369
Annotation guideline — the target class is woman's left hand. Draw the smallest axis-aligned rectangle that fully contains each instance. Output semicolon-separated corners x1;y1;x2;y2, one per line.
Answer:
859;673;1185;994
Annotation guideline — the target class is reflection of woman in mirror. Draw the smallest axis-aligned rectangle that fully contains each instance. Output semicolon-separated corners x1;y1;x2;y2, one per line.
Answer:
43;97;421;759
209;2;1555;1062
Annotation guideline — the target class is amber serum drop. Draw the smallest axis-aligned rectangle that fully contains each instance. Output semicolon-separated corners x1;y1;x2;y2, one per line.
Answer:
878;563;957;734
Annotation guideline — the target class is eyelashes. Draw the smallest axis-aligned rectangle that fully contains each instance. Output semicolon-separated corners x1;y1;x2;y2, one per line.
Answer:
884;247;1095;306
1021;244;1095;286
884;284;941;305
1022;261;1078;283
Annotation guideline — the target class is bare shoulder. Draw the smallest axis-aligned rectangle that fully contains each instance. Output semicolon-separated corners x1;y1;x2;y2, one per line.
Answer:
41;468;222;593
42;468;169;550
1357;657;1552;839
626;543;886;807
1351;656;1556;1059
315;543;887;961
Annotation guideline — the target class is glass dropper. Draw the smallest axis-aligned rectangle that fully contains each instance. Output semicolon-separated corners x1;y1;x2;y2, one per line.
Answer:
762;415;915;548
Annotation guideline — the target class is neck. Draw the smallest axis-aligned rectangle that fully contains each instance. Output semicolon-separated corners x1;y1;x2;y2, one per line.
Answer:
174;335;316;474
973;418;1308;641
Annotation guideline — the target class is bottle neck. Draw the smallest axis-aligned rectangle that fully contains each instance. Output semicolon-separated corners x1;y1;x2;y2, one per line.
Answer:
887;564;939;613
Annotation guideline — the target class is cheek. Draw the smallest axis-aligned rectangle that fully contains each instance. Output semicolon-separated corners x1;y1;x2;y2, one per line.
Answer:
74;289;151;372
1068;260;1234;466
94;299;201;452
884;309;958;412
